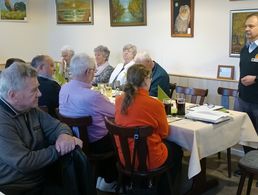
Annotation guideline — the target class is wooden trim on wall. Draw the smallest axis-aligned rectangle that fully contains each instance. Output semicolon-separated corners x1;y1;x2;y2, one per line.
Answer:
169;73;238;83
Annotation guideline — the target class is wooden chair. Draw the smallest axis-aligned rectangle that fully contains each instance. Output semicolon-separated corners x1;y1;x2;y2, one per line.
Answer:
57;112;114;183
104;117;174;194
39;105;48;113
217;87;238;178
175;86;208;105
237;150;258;195
169;83;177;98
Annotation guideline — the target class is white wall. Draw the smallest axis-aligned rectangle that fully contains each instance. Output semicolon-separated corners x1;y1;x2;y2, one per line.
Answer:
1;0;258;79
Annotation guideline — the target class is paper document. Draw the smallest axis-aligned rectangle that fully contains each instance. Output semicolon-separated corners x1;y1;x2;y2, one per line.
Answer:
185;110;230;124
188;104;223;111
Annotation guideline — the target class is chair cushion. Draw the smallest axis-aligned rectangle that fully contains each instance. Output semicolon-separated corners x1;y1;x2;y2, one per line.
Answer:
239;150;258;171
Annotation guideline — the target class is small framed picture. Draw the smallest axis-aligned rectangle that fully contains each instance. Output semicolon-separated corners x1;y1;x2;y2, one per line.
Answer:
217;65;235;80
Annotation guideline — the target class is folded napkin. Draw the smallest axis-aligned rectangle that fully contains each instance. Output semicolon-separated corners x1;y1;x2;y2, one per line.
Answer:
185;110;230;124
157;85;170;101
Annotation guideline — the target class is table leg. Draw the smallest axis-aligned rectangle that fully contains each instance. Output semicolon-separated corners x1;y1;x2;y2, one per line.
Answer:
184;158;219;195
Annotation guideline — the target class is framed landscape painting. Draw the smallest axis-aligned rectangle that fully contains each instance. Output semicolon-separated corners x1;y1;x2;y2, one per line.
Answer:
229;9;258;57
55;0;93;24
0;0;27;21
109;0;146;26
171;0;194;37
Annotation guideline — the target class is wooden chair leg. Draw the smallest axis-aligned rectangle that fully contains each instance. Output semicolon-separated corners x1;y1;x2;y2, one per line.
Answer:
227;148;231;178
166;171;174;195
246;175;253;195
218;152;221;159
237;173;246;195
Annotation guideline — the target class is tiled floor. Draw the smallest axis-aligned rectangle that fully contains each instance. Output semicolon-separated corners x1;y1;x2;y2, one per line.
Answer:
97;152;258;195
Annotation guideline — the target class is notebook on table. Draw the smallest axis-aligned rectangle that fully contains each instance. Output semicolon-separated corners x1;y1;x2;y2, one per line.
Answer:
185;110;230;124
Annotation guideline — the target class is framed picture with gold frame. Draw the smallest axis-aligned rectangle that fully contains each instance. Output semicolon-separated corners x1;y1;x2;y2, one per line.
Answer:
55;0;93;24
217;65;235;80
171;0;194;37
229;9;258;57
109;0;146;26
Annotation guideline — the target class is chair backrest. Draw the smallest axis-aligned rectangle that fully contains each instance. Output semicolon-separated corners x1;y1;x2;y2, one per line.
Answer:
169;83;176;98
104;117;153;172
57;112;92;155
39;105;48;113
176;86;208;105
217;87;238;109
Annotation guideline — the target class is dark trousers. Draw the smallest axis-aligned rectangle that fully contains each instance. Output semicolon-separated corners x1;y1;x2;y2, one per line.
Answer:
157;140;183;195
90;134;118;182
236;97;258;153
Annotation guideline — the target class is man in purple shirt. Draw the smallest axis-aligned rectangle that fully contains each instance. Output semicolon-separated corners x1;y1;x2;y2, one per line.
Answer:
59;53;117;193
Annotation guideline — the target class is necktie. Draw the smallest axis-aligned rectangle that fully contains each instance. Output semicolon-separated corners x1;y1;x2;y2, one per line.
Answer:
111;65;125;88
248;42;257;53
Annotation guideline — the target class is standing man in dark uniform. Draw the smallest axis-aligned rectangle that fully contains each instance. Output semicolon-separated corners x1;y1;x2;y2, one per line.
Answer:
237;13;258;153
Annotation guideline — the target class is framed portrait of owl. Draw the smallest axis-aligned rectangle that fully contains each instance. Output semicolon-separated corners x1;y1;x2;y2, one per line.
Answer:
171;0;194;37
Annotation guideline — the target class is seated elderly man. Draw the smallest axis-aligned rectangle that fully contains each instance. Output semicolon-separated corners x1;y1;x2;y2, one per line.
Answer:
59;53;118;193
135;51;170;97
31;55;61;118
0;62;82;194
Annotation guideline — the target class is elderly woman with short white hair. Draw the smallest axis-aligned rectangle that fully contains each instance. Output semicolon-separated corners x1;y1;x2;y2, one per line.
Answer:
92;45;114;86
108;43;137;88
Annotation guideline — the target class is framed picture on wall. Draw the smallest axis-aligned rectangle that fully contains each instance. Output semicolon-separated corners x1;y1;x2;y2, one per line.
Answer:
171;0;194;37
109;0;146;26
0;0;28;21
217;65;235;80
229;9;258;57
55;0;93;24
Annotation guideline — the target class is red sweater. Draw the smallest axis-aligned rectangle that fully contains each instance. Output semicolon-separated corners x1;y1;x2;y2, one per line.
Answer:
115;88;168;169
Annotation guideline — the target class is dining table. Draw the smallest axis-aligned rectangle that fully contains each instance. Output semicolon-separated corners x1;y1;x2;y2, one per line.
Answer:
166;105;258;194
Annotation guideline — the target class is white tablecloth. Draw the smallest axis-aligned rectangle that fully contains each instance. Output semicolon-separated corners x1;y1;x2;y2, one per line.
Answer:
166;110;258;179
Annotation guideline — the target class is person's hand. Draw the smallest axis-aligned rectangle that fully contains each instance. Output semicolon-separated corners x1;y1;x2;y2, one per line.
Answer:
241;75;256;86
55;134;83;156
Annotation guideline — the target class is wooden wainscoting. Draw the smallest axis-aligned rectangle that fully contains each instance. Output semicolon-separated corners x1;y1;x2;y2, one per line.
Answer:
169;74;238;110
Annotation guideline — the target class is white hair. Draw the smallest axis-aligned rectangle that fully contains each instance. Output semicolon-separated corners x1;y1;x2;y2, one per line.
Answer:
70;53;95;77
61;45;75;55
0;62;37;99
134;51;152;63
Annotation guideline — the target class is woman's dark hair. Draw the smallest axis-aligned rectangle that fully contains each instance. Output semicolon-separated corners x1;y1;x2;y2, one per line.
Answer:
121;64;150;114
5;58;25;68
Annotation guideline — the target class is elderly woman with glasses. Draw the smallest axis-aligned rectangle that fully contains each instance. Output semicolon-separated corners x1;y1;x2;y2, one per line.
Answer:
115;64;182;194
92;45;114;86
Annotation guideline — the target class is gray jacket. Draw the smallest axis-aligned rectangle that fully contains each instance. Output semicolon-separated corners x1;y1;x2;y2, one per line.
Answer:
0;97;72;189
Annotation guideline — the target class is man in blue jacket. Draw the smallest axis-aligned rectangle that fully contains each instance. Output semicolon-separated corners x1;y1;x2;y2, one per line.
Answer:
135;51;170;97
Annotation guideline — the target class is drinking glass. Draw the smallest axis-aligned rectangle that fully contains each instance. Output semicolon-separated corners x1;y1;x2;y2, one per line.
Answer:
163;98;172;116
105;85;112;98
176;96;185;115
97;83;107;95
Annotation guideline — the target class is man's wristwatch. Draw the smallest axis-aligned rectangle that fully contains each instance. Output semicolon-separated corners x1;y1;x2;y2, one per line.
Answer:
255;76;258;83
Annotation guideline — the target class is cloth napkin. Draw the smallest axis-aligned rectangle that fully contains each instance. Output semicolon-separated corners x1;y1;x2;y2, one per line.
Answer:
157;85;170;101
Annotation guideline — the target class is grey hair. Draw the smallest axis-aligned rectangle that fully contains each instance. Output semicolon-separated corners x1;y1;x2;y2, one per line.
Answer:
61;45;75;56
94;45;110;61
134;51;152;63
70;53;95;77
31;55;47;69
123;44;137;57
0;62;37;99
